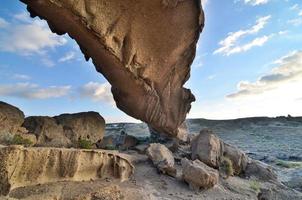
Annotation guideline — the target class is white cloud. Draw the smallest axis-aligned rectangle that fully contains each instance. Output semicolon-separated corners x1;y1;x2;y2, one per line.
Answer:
59;51;76;62
235;0;269;6
227;51;302;99
244;0;269;6
80;82;115;105
13;74;31;81
0;17;9;28
288;18;302;26
201;0;208;6
214;16;271;56
0;83;71;99
0;12;67;55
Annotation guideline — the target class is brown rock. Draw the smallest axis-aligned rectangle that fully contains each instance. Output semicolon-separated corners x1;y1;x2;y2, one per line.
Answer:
0;145;134;196
22;112;105;148
181;158;219;190
191;129;248;175
191;129;222;168
54;112;105;145
19;0;204;139
146;143;176;177
22;116;71;147
133;144;149;154
98;133;138;150
0;101;25;135
222;143;248;175
244;160;277;182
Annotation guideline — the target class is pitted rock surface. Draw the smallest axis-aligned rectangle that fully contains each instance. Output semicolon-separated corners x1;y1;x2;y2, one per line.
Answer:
19;0;204;138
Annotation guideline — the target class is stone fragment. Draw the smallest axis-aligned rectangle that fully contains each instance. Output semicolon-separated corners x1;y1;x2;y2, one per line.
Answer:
146;143;176;177
181;158;219;190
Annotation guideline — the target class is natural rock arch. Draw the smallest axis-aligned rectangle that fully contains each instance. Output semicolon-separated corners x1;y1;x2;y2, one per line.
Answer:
19;0;204;139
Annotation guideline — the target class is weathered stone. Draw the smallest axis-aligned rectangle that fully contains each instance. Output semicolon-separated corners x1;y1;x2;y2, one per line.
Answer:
98;133;138;150
0;145;134;196
22;116;71;147
191;129;248;175
223;143;248;175
133;144;149;154
22;112;105;148
146;143;176;177
19;0;204;139
245;160;277;182
0;101;25;135
54;112;105;145
181;158;219;190
191;129;222;168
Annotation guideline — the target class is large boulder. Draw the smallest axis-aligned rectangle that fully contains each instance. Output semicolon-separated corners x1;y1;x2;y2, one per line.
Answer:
0;101;25;135
54;112;105;145
223;143;248;175
0;145;134;196
19;0;204;139
181;158;219;190
191;129;222;168
146;143;176;177
22;116;71;147
22;112;105;148
191;129;248;175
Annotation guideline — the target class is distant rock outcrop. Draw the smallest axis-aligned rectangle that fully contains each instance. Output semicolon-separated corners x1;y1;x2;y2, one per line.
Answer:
0;101;26;135
23;112;105;148
0;145;134;196
19;0;204;139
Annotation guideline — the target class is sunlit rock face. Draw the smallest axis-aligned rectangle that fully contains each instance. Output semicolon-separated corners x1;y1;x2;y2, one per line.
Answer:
0;145;134;196
20;0;204;138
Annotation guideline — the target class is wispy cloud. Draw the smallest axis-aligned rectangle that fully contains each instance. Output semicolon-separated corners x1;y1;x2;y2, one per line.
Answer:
0;12;67;55
288;18;302;26
0;83;71;99
13;74;31;81
236;0;269;6
227;50;302;99
59;51;76;62
0;17;9;28
214;16;271;56
288;4;302;26
79;82;115;105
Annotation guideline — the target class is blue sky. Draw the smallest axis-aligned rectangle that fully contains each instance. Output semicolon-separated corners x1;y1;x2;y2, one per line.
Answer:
0;0;302;122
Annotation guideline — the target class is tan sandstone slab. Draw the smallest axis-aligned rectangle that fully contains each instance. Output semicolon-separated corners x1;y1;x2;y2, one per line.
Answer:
0;145;134;196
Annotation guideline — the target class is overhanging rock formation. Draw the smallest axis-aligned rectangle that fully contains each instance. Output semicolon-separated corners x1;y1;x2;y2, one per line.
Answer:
20;0;204;138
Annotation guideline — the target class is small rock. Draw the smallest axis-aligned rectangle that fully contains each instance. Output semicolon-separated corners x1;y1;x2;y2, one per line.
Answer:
181;158;219;190
146;143;176;177
134;144;149;154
